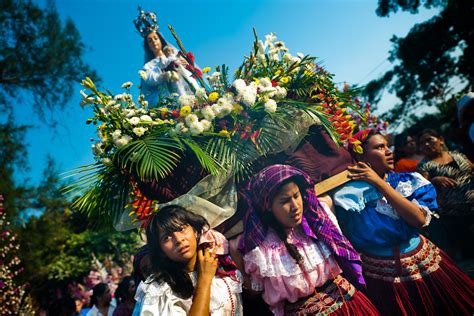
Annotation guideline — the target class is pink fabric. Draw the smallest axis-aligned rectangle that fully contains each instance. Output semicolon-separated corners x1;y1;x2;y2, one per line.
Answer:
243;227;342;316
199;229;228;255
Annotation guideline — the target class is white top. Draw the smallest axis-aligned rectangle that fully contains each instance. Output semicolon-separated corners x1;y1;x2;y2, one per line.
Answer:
133;271;243;316
86;304;115;316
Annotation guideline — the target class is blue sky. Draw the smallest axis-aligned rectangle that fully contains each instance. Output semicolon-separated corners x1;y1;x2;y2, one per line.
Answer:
17;0;437;185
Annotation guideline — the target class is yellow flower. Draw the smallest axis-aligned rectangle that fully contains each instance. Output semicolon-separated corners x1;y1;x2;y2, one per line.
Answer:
304;70;312;77
160;107;169;114
219;130;230;137
253;78;260;85
208;92;219;103
180;105;191;117
354;145;363;154
274;69;281;76
98;123;106;130
280;76;290;84
202;67;212;74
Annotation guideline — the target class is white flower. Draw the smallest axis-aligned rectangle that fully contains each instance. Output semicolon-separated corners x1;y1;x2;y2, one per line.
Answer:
275;86;287;99
271;53;279;62
265;33;277;47
189;121;204;135
195;87;207;100
210;104;221;116
124;109;136;118
106;100;116;107
114;93;124;101
257;40;266;53
207;72;221;86
201;106;215;121
259;77;272;88
274;41;286;51
232;79;247;94
218;104;233;118
200;119;212;131
185;114;199;126
241;85;257;107
264;99;277;113
91;142;104;155
138;70;147;80
129;117;140;125
121;81;133;89
178;94;196;108
111;129;122;140
174;122;188;134
141;100;149;107
282;53;293;63
140;115;152;122
114;135;132;147
80;89;88;98
133;127;148;137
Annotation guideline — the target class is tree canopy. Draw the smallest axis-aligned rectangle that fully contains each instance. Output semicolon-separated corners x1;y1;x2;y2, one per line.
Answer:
365;0;474;126
0;0;98;121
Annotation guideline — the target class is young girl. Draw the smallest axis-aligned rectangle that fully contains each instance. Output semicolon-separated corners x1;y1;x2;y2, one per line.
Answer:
133;205;243;315
235;164;379;316
333;128;473;315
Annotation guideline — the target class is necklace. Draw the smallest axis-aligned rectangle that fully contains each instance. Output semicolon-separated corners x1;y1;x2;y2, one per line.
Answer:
222;278;235;315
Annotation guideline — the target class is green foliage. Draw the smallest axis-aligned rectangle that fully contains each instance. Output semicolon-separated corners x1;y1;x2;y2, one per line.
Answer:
364;0;474;127
0;0;99;120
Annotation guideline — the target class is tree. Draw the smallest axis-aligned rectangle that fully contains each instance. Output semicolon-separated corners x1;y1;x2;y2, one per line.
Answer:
0;0;98;121
364;0;474;126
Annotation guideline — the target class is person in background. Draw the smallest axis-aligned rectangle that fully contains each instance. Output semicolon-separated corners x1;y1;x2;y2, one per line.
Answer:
87;283;115;316
394;132;423;172
332;129;473;315
456;92;474;161
417;128;474;260
113;276;135;316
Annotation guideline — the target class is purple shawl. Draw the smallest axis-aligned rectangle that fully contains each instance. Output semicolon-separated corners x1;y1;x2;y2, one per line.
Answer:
239;164;365;289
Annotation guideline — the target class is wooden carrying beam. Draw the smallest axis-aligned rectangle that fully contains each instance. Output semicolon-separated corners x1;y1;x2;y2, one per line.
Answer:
224;170;351;239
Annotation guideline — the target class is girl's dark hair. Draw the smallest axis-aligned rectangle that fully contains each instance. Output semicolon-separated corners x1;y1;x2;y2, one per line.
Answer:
419;128;441;139
262;178;304;265
146;205;209;299
114;276;133;304
90;283;108;306
143;32;168;62
393;132;415;162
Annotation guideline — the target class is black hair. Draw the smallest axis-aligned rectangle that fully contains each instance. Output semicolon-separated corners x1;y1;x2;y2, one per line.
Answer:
419;128;441;139
115;276;134;304
262;177;305;265
146;205;209;299
143;32;168;63
90;283;108;306
132;245;150;289
48;297;76;316
393;131;417;162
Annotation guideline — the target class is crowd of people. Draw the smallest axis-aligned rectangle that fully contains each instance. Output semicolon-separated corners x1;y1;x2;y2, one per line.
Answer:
48;8;473;316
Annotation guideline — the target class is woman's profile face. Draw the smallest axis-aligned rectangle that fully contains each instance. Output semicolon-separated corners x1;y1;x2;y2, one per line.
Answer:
271;181;303;229
361;134;394;174
158;224;198;264
146;31;163;57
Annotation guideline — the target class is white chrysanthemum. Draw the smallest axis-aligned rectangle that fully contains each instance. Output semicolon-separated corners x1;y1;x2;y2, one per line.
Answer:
185;114;199;126
174;122;188;134
114;135;132;147
114;93;124;101
111;129;122;140
178;94;196;108
200;119;212;131
133;127;147;137
218;104;233;118
121;81;133;89
189;121;204;135
210;104;221;116
138;70;147;80
241;85;257;107
232;79;247;94
195;87;207;100
259;77;272;88
201;106;215;121
128;117;140;125
275;86;287;99
140;115;152;122
264;99;277;113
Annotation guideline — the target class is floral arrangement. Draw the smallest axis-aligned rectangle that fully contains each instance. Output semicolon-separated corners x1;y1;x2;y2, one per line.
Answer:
65;31;365;225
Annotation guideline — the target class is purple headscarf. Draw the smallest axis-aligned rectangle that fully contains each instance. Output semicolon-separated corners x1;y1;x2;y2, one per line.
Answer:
239;164;365;289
